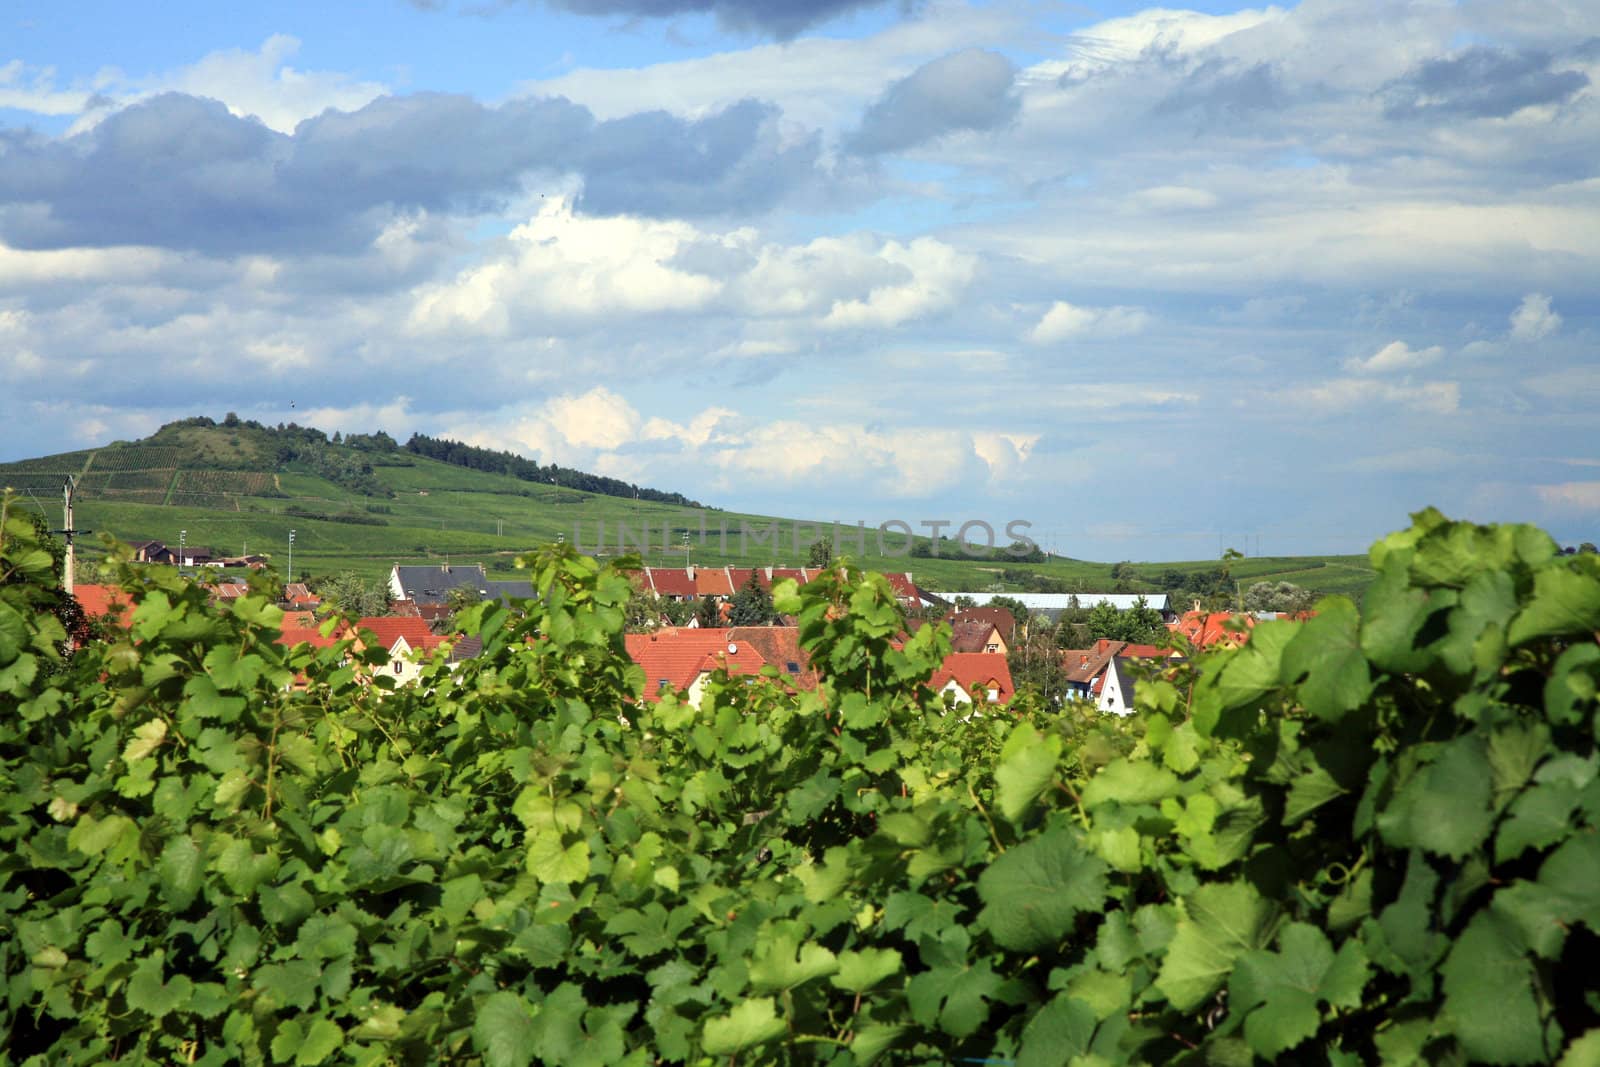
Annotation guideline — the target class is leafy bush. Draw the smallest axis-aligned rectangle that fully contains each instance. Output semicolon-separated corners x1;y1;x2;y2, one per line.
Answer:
2;500;1599;1065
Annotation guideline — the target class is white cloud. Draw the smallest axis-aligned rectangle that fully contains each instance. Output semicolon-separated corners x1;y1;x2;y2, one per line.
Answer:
0;60;97;115
1344;340;1445;375
444;387;642;464
1029;301;1150;343
820;237;976;329
65;35;388;135
972;432;1039;482
1509;292;1561;342
1285;378;1461;416
408;198;723;336
410;202;974;337
1535;481;1600;511
521;0;1024;135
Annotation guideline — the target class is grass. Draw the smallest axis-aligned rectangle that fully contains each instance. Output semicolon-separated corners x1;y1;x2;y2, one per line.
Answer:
1;426;1378;597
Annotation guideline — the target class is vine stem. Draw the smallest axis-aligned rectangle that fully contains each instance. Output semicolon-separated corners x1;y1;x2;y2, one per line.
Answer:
968;780;1006;853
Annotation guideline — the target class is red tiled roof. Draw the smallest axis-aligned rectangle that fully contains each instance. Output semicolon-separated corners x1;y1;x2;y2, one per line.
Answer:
695;568;735;597
624;628;768;701
952;607;1016;639
72;584;135;628
882;572;919;602
725;626;817;690
276;627;340;650
928;652;1015;704
349;616;436;652
727;568;765;592
949;619;1004;654
645;567;697;598
1169;611;1257;649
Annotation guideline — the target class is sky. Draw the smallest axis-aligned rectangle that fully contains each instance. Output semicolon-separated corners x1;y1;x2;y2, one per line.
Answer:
1;0;1597;560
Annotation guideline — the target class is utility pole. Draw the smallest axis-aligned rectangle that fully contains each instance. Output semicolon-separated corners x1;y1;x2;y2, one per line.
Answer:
288;529;296;585
60;477;88;596
179;529;187;578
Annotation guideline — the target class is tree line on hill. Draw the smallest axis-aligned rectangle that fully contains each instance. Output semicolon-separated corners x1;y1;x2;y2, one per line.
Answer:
403;432;703;508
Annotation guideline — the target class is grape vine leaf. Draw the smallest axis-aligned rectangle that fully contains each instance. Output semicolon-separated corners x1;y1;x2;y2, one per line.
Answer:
1155;881;1280;1011
472;991;537;1067
977;829;1109;952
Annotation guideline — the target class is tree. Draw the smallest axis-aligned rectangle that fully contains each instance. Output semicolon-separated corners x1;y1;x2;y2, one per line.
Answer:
624;587;692;632
728;572;776;626
807;539;832;568
1085;599;1121;641
1243;580;1318;613
1117;595;1165;643
1007;616;1067;705
314;572;391;617
694;595;722;629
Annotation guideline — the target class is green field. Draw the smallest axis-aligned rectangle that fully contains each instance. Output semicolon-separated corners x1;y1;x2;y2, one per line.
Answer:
0;423;1377;597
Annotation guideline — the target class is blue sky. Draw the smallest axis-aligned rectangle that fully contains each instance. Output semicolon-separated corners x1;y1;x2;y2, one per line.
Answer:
2;0;1597;560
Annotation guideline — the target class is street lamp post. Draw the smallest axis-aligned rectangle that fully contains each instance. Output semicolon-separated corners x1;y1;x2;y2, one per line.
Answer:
288;529;296;584
179;529;186;576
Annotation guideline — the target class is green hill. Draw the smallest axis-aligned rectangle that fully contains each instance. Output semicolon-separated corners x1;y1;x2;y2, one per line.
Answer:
0;417;1376;598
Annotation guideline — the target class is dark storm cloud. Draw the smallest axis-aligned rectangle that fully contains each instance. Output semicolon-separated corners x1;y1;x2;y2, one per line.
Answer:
411;0;908;39
0;91;823;254
847;48;1019;155
1382;46;1590;120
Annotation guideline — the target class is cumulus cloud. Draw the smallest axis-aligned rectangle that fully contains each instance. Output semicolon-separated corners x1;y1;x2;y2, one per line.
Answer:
1028;301;1150;343
819;236;976;328
1510;292;1562;341
408;199;723;335
1344;340;1444;375
0;90;827;255
848;48;1019;154
409;201;974;335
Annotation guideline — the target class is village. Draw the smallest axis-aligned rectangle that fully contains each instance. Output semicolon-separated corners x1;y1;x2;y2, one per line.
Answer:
69;548;1277;714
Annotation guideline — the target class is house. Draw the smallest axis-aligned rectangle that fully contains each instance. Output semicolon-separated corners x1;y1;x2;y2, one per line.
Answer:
693;567;736;601
342;615;479;687
1098;655;1188;716
940;592;1173;622
623;628;768;702
388;562;534;606
1169;610;1253;649
282;582;321;610
642;566;697;601
127;541;167;564
926;652;1015;707
629;566;927;612
72;584;136;631
725;626;817;691
1098;658;1137;715
948;608;1014;654
1061;639;1181;699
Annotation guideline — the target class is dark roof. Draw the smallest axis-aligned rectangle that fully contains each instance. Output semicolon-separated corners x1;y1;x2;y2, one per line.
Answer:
391;564;533;606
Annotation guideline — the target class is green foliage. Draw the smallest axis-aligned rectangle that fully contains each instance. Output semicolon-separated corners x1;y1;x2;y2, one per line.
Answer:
728;570;777;626
311;571;392;617
1085;595;1166;644
4;499;1599;1065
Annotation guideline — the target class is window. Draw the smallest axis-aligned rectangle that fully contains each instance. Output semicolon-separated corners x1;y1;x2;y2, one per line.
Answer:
658;678;671;690
785;661;801;674
393;661;403;674
987;687;999;702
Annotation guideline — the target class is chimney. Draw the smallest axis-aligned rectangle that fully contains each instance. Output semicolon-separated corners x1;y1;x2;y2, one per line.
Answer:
686;565;695;581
